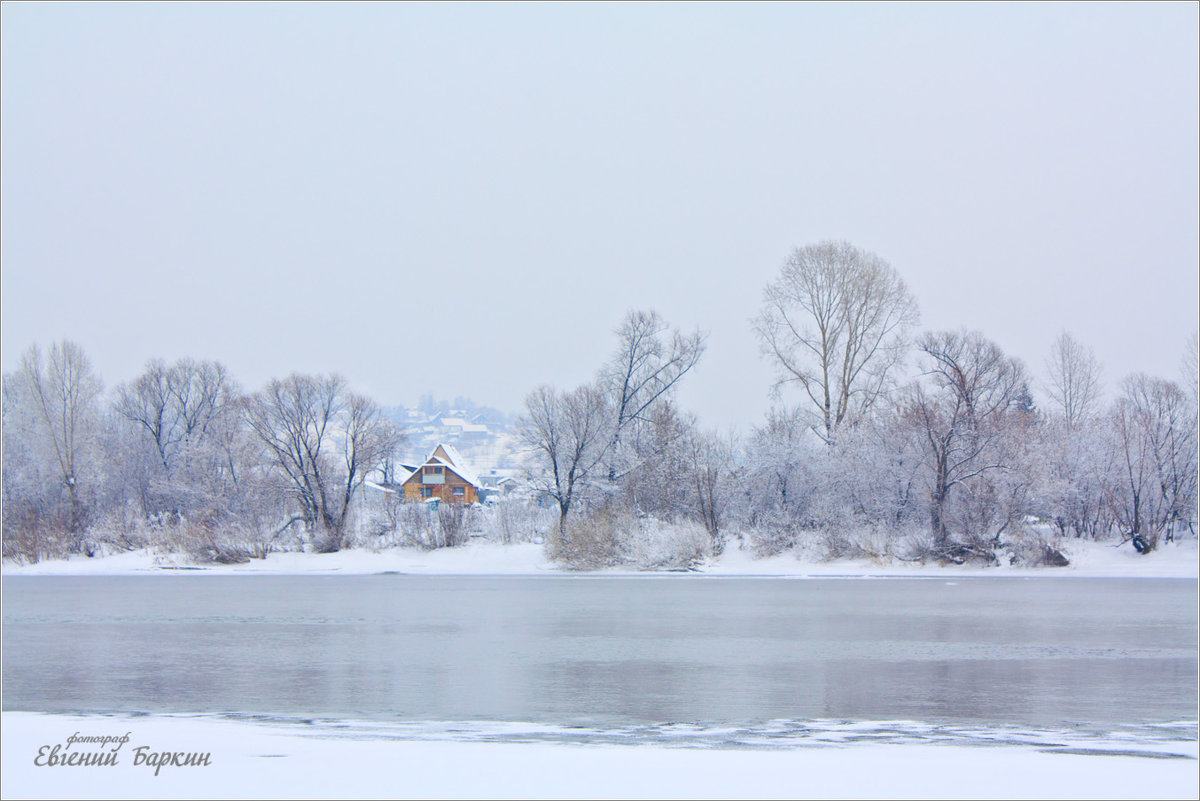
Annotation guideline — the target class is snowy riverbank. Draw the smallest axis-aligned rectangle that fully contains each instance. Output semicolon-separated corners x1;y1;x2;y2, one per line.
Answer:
2;711;1197;800
3;537;1196;578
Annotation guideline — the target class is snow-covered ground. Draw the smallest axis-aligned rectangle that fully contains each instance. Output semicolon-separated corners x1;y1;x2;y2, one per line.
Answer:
3;537;1196;578
1;711;1196;800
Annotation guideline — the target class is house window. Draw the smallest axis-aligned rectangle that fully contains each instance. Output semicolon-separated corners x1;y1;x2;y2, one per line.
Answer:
421;487;433;498
424;466;444;475
453;486;465;497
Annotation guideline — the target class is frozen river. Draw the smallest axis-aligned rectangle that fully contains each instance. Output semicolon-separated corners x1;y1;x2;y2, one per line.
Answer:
2;575;1195;745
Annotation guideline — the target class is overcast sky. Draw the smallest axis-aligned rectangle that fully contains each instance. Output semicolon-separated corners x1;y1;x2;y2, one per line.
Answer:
3;2;1197;431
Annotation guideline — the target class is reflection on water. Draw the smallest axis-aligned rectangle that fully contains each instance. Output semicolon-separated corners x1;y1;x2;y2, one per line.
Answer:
2;575;1195;730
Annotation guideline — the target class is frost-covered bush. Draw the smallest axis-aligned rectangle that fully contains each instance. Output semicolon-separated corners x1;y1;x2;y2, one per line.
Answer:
182;525;254;564
391;502;476;550
1;504;73;564
139;511;270;564
619;517;710;570
818;523;894;562
897;525;1007;566
999;525;1070;567
476;500;553;544
551;508;710;571
81;502;153;555
551;507;623;570
744;523;799;557
893;528;939;563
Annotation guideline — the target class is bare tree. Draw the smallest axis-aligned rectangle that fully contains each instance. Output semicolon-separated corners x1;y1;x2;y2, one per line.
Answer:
753;241;919;445
1038;332;1110;541
599;309;706;480
516;383;612;545
112;358;248;537
1111;374;1197;549
685;426;737;555
3;371;62;561
517;309;705;552
619;400;695;520
115;359;173;471
115;358;236;504
1044;331;1103;430
15;341;103;540
906;330;1029;558
243;374;401;552
823;404;927;536
604;310;706;436
738;405;823;553
1183;331;1198;411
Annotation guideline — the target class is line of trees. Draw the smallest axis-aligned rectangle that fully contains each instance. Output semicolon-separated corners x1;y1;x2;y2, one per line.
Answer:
3;242;1197;568
517;243;1197;569
3;349;402;563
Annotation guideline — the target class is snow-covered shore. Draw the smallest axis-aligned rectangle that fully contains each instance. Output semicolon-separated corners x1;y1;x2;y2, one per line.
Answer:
3;537;1196;579
2;711;1197;801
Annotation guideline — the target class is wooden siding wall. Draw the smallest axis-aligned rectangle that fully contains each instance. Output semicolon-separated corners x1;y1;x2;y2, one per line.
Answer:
402;474;478;505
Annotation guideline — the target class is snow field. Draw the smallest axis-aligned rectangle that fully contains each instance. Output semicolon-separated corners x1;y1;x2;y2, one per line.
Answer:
2;711;1197;800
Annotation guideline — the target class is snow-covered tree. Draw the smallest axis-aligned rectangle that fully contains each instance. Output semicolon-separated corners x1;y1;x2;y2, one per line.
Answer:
8;341;104;547
3;371;72;561
753;241;919;446
1034;415;1120;541
905;330;1031;560
599;309;706;483
684;426;738;555
738;405;824;553
1183;332;1198;404
243;373;402;552
113;358;243;520
617;400;695;521
518;309;707;564
1110;374;1197;550
821;405;928;538
1044;331;1104;431
1036;333;1115;540
516;383;612;547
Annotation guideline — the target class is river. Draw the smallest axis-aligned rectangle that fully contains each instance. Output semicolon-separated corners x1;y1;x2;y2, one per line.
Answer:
3;575;1195;746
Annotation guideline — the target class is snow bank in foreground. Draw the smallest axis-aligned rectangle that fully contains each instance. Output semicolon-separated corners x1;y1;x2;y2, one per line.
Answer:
2;538;1196;578
1;712;1196;800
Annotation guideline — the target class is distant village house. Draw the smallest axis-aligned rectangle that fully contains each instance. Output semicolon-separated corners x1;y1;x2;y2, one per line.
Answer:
400;444;482;505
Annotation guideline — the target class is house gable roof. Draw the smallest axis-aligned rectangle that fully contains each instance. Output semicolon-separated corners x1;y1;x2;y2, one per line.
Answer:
400;443;482;489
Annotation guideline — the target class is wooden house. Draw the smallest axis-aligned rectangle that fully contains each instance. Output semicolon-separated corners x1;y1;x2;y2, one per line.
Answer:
400;444;482;504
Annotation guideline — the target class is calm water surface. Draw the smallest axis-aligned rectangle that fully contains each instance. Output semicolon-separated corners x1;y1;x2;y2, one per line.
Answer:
3;576;1196;732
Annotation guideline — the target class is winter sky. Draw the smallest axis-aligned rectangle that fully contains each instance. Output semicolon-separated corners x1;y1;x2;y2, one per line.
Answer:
2;2;1197;431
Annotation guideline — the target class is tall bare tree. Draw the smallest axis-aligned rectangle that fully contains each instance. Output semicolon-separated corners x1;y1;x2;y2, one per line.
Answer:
1039;332;1110;541
1183;331;1198;411
116;358;234;474
1044;331;1103;430
113;357;245;525
1111;374;1197;549
906;330;1029;556
740;405;822;549
621;400;695;520
754;241;919;445
518;309;706;547
243;374;401;552
600;309;706;480
516;383;611;543
15;341;103;539
603;310;706;437
685;426;737;554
